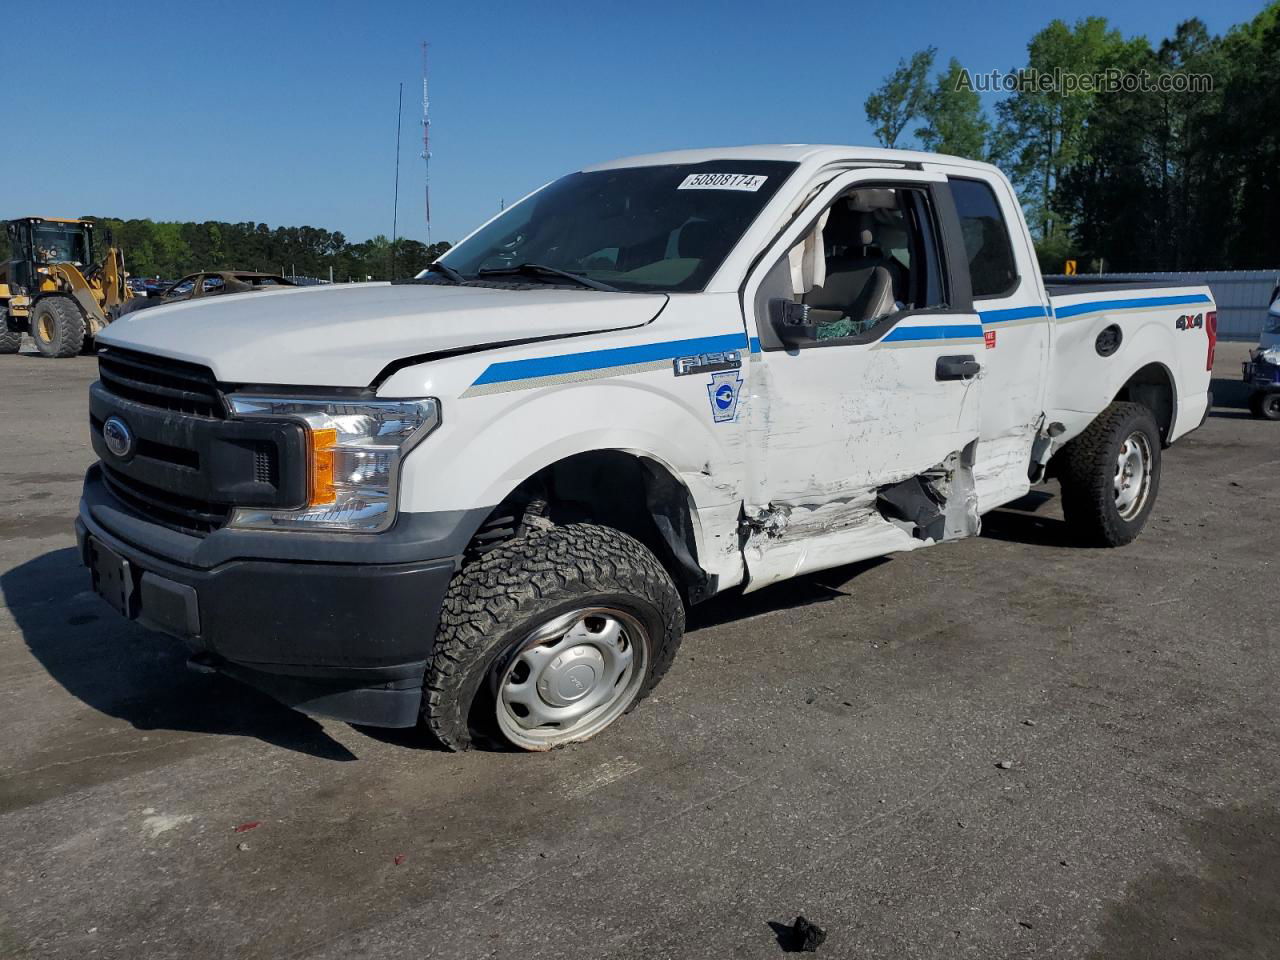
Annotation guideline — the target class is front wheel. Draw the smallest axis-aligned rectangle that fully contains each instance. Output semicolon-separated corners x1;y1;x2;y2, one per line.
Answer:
1058;401;1162;547
29;297;86;358
423;522;685;751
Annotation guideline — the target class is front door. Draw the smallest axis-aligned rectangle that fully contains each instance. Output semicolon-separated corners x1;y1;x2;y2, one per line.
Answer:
740;169;984;591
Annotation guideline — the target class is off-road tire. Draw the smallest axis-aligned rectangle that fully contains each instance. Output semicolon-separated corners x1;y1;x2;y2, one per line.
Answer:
1249;389;1280;421
29;297;86;358
0;321;21;354
423;522;685;752
1058;401;1161;547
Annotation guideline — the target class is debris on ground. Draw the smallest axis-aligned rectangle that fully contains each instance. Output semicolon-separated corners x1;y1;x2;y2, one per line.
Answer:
233;821;262;833
787;916;827;952
1022;719;1037;726
393;854;407;866
236;842;250;852
996;760;1013;769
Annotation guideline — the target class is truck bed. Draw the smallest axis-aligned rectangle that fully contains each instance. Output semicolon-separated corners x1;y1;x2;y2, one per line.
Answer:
1043;277;1201;296
1044;280;1216;447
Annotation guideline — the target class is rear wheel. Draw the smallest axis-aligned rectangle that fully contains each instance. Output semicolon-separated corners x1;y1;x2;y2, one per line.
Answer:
0;312;21;354
1249;390;1280;421
29;297;86;358
423;522;685;751
1058;401;1162;547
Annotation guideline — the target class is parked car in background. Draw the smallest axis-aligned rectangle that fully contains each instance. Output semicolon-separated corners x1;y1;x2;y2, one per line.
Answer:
1265;283;1280;351
118;272;294;315
1242;283;1280;420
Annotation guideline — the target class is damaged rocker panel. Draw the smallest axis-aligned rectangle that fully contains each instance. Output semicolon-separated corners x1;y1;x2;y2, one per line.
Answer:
739;444;980;591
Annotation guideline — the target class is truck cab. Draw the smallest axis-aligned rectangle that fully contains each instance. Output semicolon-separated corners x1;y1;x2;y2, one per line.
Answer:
77;146;1216;751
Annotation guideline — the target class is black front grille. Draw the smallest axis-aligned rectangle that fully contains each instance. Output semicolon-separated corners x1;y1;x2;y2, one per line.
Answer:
97;347;225;418
91;349;306;537
102;466;233;537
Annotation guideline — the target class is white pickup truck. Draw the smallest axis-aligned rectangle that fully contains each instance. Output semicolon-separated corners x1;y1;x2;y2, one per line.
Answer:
78;145;1217;751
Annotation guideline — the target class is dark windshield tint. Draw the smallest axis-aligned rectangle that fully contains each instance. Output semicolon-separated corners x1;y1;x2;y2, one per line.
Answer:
437;161;797;293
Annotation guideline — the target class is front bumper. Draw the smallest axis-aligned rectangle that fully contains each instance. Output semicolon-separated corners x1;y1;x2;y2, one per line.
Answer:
78;464;480;727
1243;356;1280;390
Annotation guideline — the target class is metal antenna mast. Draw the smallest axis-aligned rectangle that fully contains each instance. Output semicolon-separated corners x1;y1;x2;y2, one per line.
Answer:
421;41;432;246
391;82;403;280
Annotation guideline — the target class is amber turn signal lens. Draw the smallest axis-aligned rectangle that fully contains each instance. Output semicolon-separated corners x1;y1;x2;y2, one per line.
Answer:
309;427;338;505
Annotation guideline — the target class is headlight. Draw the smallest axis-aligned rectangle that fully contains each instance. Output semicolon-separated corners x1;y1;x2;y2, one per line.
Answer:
226;396;440;532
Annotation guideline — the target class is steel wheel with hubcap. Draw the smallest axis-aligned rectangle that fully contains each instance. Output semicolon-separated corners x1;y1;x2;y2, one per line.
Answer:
1113;431;1153;520
1059;400;1163;547
422;521;685;752
495;607;650;750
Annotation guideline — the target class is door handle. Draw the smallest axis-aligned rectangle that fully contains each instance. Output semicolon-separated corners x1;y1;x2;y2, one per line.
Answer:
936;355;981;381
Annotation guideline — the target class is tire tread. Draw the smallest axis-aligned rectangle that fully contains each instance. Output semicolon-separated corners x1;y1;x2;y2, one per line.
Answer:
31;297;86;359
423;522;685;751
1058;401;1160;547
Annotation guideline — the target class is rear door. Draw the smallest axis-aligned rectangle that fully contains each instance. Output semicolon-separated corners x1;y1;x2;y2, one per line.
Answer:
740;168;985;591
934;169;1053;510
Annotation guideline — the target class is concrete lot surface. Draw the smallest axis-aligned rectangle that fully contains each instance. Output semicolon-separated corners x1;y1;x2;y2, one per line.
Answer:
0;341;1276;959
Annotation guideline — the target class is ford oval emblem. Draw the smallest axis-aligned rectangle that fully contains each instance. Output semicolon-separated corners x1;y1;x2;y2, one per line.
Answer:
102;416;135;459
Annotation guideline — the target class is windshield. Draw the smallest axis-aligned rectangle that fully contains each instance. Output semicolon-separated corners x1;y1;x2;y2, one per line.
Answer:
434;161;797;293
33;223;91;266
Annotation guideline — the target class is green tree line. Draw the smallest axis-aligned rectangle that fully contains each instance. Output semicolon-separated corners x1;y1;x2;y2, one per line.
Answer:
0;217;450;283
864;2;1280;272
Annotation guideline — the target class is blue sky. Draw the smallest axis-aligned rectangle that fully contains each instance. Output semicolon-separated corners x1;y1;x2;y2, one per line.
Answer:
7;0;1266;244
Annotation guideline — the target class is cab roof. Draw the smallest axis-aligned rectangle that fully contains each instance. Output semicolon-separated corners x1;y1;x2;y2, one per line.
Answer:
583;143;998;176
14;216;92;225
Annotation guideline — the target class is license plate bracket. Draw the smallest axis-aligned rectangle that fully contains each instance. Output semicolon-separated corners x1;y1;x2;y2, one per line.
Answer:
89;538;136;618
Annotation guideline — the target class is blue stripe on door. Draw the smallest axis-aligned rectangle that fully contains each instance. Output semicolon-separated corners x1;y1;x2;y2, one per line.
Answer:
881;324;985;343
471;332;750;385
979;305;1049;324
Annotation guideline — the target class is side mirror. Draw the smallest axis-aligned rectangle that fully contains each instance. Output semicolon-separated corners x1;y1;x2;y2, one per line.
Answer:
768;298;818;346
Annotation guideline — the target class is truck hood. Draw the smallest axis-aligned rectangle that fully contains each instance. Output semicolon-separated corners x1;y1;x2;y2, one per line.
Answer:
97;282;667;387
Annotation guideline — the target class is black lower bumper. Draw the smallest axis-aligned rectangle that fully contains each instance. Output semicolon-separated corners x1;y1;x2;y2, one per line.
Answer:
77;468;466;728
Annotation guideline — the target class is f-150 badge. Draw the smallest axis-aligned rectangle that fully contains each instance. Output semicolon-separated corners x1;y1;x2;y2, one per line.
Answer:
707;371;743;423
673;350;742;376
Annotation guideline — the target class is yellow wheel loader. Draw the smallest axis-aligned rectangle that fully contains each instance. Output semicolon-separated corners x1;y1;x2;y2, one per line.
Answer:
0;217;133;358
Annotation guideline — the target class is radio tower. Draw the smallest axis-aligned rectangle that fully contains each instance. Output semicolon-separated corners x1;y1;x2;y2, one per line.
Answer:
420;41;432;246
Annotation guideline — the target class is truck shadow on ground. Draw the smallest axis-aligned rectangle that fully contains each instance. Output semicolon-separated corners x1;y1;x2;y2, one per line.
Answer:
1209;376;1253;419
1088;800;1280;959
977;489;1090;549
687;557;888;631
2;547;355;761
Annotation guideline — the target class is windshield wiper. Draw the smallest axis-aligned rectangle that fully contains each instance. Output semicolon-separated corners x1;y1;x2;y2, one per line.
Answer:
425;261;467;284
477;263;619;293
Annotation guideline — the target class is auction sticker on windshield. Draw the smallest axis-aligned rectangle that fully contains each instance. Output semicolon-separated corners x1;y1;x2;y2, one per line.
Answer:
677;173;769;191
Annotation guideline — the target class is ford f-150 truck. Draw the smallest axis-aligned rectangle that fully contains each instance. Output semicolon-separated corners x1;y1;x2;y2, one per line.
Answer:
77;145;1218;751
